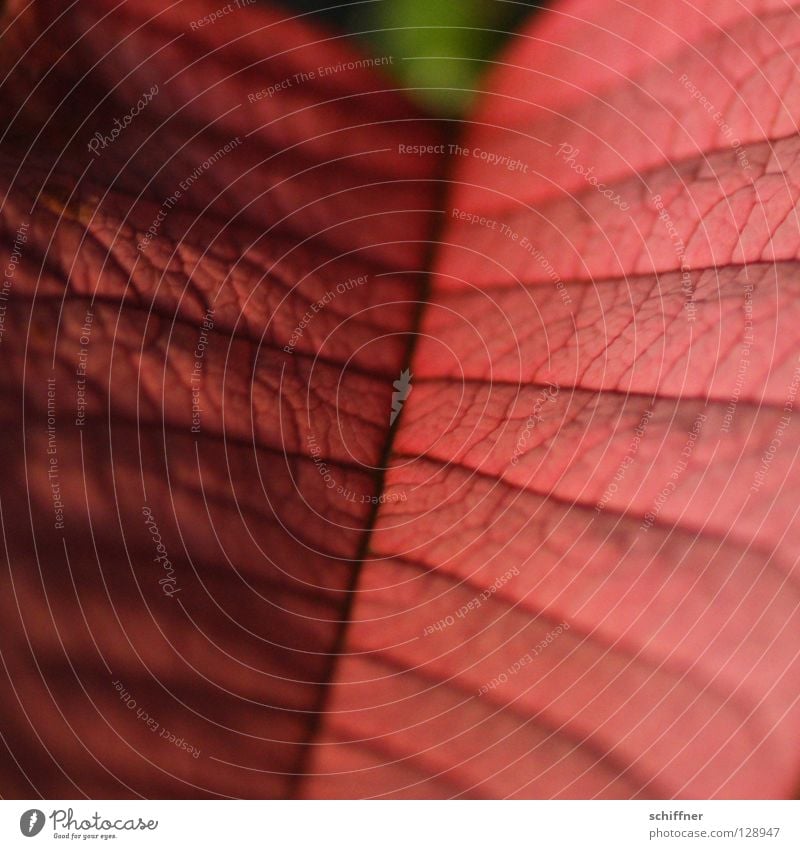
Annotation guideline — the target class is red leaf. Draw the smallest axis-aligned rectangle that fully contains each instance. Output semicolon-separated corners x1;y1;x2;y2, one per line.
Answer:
0;0;439;798
2;0;799;801
303;1;800;799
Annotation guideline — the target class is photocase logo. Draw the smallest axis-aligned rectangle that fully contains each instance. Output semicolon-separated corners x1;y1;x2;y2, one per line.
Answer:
19;809;45;837
390;368;413;425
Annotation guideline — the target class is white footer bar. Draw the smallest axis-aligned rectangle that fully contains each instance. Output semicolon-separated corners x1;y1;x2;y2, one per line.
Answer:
2;800;797;848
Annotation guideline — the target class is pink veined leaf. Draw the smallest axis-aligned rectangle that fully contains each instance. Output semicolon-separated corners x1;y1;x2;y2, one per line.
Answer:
302;0;800;799
0;0;799;801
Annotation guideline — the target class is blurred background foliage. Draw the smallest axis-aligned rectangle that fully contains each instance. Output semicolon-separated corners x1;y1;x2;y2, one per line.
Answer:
273;0;545;115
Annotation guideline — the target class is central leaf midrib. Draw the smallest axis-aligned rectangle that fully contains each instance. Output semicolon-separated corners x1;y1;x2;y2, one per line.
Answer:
290;124;458;797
